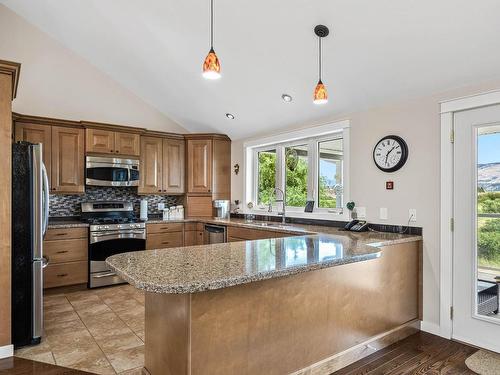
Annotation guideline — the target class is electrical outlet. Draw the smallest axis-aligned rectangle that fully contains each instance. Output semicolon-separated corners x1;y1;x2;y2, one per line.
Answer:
409;209;417;222
158;203;165;211
380;207;388;220
356;207;366;219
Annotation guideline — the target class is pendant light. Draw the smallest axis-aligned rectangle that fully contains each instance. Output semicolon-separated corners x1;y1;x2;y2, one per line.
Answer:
202;0;221;79
313;25;329;104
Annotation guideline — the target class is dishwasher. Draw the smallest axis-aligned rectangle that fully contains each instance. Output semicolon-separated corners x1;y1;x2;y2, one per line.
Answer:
204;224;227;244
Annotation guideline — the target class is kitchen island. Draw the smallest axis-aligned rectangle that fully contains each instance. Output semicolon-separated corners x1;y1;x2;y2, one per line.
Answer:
107;230;421;375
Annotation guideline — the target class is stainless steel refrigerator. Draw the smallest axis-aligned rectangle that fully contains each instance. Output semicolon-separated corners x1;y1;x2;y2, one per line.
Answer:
12;142;49;347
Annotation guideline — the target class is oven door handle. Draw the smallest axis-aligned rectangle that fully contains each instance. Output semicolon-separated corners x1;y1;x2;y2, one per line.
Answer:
90;231;146;243
92;230;145;236
92;272;117;278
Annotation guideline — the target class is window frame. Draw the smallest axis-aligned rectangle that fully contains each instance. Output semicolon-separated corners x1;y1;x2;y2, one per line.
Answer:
247;121;350;219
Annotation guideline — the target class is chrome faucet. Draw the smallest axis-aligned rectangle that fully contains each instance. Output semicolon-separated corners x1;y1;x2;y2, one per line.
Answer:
273;187;286;224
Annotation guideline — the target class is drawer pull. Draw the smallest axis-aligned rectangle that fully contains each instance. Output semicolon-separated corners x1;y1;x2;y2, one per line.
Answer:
161;241;170;244
55;233;68;236
56;250;69;254
56;273;68;278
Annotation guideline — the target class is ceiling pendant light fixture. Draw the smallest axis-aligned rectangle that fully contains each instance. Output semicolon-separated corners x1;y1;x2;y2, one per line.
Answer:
313;25;329;104
202;0;221;79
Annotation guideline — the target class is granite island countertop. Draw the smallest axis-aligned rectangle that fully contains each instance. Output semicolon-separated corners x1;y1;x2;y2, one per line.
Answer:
106;230;421;294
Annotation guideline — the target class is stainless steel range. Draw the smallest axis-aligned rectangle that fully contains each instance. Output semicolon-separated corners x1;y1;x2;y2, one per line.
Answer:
81;202;146;288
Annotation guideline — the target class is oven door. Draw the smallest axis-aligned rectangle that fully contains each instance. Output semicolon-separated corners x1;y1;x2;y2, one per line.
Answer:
89;230;146;288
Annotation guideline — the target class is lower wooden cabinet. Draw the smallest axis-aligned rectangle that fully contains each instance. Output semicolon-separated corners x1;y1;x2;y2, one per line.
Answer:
146;232;184;249
44;261;88;289
43;227;88;289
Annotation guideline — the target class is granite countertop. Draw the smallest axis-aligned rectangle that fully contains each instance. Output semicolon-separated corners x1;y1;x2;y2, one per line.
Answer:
106;228;421;294
47;218;89;229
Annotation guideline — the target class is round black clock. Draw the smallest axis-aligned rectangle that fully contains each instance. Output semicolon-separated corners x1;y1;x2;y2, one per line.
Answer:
373;135;408;172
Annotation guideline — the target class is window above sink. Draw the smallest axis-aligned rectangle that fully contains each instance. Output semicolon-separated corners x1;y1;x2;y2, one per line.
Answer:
244;120;350;220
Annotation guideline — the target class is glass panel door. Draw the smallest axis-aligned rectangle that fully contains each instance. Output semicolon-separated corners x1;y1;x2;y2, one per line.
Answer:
476;126;500;319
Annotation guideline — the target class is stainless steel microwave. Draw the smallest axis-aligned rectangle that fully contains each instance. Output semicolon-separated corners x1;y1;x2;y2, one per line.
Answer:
86;156;140;187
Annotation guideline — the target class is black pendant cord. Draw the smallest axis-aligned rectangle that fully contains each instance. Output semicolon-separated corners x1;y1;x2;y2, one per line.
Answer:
318;37;322;82
210;0;214;50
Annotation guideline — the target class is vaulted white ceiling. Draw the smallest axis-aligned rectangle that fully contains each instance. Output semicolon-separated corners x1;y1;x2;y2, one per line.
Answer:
3;0;500;139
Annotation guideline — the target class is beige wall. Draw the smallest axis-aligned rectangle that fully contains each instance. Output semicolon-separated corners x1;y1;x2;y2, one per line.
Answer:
0;5;186;133
232;79;500;331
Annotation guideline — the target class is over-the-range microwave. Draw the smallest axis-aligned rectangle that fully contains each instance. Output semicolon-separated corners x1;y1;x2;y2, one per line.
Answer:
85;156;139;187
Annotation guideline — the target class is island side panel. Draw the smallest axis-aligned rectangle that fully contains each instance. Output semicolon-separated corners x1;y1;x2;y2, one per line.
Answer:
143;240;420;375
144;292;190;375
189;241;420;375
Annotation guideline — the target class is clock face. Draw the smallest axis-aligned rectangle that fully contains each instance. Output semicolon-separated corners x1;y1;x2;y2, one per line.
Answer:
373;135;408;172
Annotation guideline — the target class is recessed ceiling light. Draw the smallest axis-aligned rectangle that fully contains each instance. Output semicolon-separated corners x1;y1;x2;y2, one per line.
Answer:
282;94;293;103
225;113;235;119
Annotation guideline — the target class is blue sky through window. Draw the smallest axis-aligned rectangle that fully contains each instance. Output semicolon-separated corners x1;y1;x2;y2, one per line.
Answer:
478;132;500;164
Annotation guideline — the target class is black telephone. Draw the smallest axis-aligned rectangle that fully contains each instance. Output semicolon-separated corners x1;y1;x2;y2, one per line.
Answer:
344;219;369;232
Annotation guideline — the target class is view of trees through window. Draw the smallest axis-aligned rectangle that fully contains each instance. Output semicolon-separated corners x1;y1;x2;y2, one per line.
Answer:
477;131;500;271
256;136;344;209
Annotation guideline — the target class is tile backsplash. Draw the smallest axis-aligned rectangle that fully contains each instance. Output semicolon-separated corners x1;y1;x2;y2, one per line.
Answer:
49;187;183;217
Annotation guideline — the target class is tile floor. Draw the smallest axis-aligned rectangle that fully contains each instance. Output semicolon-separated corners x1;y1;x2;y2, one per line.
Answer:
15;284;145;375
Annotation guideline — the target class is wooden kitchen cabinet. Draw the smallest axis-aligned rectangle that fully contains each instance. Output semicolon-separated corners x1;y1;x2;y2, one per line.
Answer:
187;139;212;193
139;136;163;194
139;136;185;194
146;222;184;249
163;138;185;194
86;128;140;156
51;126;85;193
14;123;52;181
86;128;115;154
185;135;231;218
115;132;140;156
14;117;84;194
43;227;88;289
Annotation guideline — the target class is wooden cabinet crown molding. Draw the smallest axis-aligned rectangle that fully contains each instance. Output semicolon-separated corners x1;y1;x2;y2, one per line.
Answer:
13;113;82;128
0;59;21;100
143;129;185;140
81;120;146;134
184;133;231;141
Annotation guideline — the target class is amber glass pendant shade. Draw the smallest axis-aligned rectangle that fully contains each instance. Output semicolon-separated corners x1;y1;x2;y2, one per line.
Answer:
202;48;221;80
313;80;328;104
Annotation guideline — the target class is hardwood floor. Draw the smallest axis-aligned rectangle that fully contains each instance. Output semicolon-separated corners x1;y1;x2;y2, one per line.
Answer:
0;356;91;374
332;332;478;375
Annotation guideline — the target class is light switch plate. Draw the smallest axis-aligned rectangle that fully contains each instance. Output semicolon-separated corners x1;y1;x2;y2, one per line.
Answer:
409;209;417;222
380;207;388;220
356;207;366;219
158;203;165;211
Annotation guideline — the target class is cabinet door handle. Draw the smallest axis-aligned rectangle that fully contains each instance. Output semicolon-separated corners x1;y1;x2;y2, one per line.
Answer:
116;150;119;153
56;250;69;254
56;273;68;278
110;150;113;152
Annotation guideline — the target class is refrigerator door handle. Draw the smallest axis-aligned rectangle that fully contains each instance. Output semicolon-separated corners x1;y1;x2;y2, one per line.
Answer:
42;162;49;236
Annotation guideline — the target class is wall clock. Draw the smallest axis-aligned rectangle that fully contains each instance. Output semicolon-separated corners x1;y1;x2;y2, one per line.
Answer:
373;135;408;172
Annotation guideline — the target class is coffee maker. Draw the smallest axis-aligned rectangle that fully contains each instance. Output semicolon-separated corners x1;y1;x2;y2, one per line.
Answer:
213;200;230;219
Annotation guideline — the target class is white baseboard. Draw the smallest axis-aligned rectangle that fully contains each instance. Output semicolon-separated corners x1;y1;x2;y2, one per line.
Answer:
420;321;442;337
0;344;13;359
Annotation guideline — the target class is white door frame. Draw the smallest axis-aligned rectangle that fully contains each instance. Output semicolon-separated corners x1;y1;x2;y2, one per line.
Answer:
440;88;500;339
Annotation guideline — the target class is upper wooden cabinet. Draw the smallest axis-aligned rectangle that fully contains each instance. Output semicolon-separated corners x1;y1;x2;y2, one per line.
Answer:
86;128;114;154
15;123;52;181
116;132;140;156
51;126;85;193
139;136;185;195
187;139;212;193
163;138;185;194
86;128;140;156
139;136;163;194
14;117;84;194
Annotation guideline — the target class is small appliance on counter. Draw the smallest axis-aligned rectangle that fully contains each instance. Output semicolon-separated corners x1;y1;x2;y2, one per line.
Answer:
12;142;50;347
81;201;146;288
213;200;230;219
